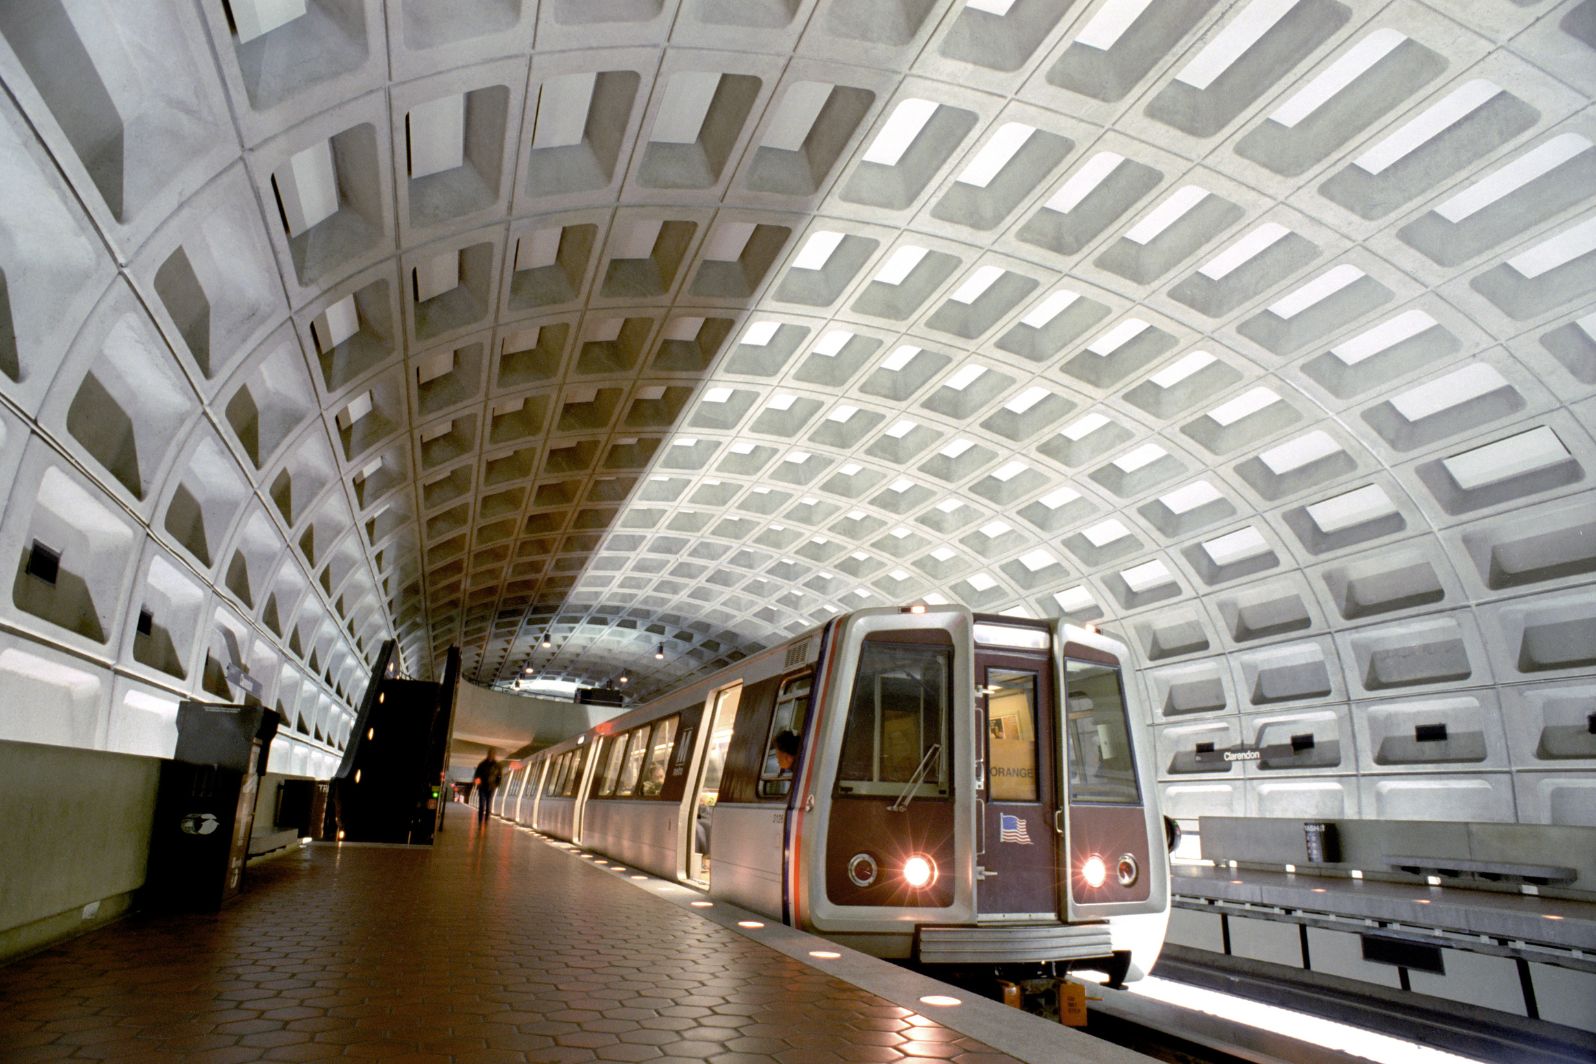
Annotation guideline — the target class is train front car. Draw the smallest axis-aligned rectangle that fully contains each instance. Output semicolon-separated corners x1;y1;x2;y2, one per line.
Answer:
790;606;1168;988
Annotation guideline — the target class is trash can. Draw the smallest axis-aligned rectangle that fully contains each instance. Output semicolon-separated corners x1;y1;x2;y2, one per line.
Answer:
144;702;280;911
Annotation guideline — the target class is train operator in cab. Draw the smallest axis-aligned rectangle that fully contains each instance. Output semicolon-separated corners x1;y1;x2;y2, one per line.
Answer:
772;730;800;774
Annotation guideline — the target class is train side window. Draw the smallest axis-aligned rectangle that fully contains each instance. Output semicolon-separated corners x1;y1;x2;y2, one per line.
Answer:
547;753;567;796
1064;660;1140;804
639;716;678;797
703;685;742;796
758;673;813;799
837;641;951;797
562;748;586;797
596;736;625;797
616;727;648;796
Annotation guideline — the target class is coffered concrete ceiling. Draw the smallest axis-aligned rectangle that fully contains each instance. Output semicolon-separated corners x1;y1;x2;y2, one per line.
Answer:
0;0;1592;820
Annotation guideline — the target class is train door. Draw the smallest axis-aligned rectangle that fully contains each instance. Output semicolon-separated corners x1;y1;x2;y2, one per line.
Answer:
975;647;1060;919
498;768;518;818
520;765;539;823
536;754;558;831
1059;650;1153;920
573;742;598;843
686;682;742;886
529;758;549;826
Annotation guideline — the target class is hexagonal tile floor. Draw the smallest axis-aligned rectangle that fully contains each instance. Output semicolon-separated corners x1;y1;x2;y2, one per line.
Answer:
0;809;1022;1064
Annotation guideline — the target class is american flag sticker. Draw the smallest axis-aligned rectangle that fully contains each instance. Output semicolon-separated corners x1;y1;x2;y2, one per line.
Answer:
999;814;1032;845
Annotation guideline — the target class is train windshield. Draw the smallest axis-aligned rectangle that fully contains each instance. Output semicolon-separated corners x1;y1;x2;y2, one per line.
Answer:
837;640;951;797
1063;660;1140;804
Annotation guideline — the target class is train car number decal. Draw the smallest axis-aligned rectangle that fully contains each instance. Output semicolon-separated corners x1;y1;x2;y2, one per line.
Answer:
671;726;696;776
999;814;1032;844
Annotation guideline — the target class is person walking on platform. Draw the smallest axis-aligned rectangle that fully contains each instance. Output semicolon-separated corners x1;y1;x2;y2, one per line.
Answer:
473;750;501;829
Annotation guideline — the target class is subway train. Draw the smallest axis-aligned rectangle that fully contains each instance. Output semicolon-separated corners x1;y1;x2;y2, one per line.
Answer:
496;606;1171;985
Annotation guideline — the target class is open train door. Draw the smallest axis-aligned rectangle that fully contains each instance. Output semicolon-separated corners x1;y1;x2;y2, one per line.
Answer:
684;682;742;886
1057;637;1155;939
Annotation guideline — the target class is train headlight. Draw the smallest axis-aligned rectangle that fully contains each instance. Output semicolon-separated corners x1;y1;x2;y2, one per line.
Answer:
902;854;937;890
1081;854;1107;889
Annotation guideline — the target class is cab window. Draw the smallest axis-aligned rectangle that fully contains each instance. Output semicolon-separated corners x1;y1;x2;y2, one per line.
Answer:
758;674;812;799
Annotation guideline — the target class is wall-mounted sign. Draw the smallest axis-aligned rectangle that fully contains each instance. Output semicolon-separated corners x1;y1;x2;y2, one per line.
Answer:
1194;734;1319;766
1192;743;1262;765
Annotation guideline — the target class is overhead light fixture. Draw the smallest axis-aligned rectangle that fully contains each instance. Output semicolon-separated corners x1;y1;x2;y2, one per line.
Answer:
541;633;552;649
655;644;665;660
618;674;629;685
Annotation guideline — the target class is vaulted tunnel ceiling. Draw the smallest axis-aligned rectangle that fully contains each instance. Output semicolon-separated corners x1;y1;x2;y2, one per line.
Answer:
0;0;1593;816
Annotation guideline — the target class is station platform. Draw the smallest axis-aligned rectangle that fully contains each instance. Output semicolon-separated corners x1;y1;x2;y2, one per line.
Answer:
1166;864;1596;1043
1172;864;1596;950
0;804;1143;1064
